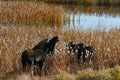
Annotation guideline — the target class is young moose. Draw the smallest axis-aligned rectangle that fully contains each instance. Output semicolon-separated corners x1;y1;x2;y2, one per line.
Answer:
68;41;95;64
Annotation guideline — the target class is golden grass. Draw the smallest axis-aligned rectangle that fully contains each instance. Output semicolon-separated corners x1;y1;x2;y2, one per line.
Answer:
76;66;120;80
43;0;120;6
0;25;120;79
2;67;120;80
0;1;64;27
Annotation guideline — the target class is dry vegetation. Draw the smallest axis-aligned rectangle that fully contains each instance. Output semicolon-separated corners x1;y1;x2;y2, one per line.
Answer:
0;1;64;27
0;25;120;80
43;0;120;6
0;1;120;80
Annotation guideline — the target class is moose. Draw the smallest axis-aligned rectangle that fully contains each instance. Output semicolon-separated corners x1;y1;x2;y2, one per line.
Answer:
21;36;59;76
68;41;95;64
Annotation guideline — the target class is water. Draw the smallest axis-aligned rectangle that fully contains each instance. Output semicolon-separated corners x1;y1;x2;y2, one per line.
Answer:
1;4;120;31
62;6;120;31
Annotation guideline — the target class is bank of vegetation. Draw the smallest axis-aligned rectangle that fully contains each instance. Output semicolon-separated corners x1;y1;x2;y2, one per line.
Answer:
0;26;120;80
0;0;120;80
2;0;120;6
0;1;64;27
42;0;120;6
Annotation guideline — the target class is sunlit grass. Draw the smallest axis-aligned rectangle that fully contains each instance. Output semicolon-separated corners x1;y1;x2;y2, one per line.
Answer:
43;0;120;6
76;66;120;80
0;25;120;79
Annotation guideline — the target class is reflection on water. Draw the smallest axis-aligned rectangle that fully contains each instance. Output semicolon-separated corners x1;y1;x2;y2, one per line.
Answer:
1;4;120;31
63;6;120;31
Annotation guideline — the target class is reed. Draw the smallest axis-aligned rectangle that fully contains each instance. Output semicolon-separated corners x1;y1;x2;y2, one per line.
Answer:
0;1;64;27
0;25;120;79
43;0;120;6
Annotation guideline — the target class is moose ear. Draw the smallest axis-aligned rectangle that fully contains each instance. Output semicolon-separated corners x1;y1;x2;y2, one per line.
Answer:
56;36;59;39
70;41;73;44
57;37;60;41
54;36;59;41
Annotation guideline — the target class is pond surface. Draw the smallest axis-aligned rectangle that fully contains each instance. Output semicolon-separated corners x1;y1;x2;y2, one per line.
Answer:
62;5;120;31
1;4;120;32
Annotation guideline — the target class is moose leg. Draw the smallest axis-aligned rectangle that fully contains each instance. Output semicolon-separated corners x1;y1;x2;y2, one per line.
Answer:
22;60;27;72
89;53;93;65
77;53;81;65
89;53;95;66
30;60;35;76
38;62;43;76
38;58;45;76
30;65;34;76
77;55;80;65
21;50;28;72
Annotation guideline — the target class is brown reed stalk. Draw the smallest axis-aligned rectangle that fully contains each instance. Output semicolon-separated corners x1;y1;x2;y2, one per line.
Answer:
0;1;64;27
0;26;120;75
43;0;120;6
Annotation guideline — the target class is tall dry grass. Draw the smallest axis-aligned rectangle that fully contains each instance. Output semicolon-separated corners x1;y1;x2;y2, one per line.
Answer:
0;25;120;79
43;0;120;6
0;1;64;27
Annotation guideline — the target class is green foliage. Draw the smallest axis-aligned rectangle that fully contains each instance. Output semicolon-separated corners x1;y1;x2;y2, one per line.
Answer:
75;67;120;80
53;70;73;80
76;71;94;80
110;66;120;80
